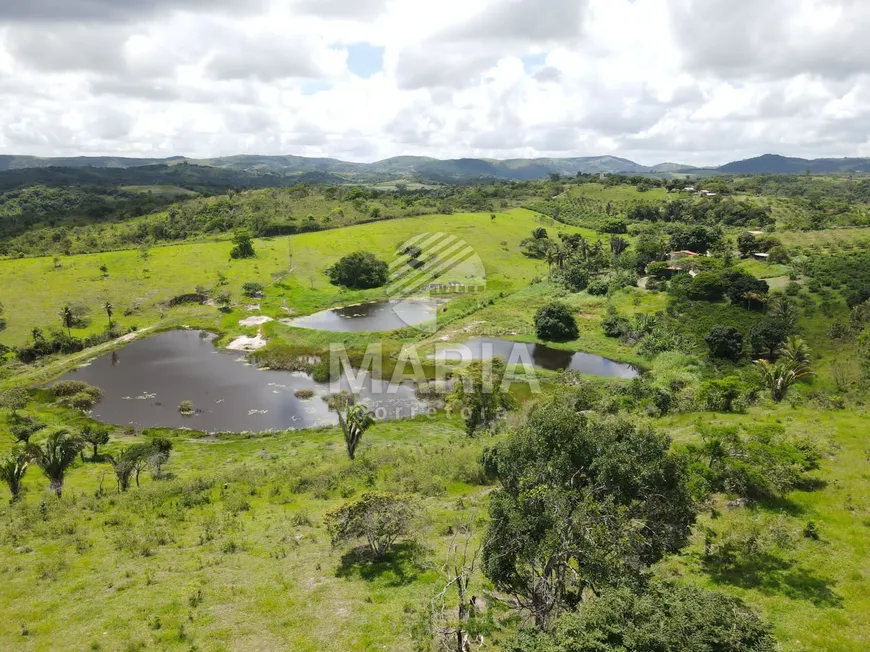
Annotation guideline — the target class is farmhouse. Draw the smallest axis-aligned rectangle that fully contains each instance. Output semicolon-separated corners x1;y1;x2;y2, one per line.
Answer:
668;250;701;261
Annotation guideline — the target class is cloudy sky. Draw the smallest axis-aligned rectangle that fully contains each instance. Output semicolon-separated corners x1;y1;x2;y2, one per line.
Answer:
1;0;869;165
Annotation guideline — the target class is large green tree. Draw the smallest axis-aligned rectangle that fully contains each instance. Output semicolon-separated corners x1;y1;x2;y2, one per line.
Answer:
534;302;579;342
480;400;695;629
705;325;744;361
327;251;389;289
229;230;256;259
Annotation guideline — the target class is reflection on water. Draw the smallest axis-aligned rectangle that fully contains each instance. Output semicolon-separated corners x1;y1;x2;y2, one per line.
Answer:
288;298;437;332
435;337;639;379
55;330;429;433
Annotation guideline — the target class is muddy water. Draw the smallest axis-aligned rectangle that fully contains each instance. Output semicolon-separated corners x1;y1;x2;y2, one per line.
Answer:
56;330;430;433
435;337;639;379
287;298;437;332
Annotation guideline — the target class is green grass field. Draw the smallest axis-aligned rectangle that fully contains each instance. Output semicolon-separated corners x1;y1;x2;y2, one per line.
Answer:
120;185;200;198
2;198;869;651
0;209;582;350
2;393;867;650
568;183;670;203
0;408;490;652
776;227;870;250
660;407;870;652
736;258;792;279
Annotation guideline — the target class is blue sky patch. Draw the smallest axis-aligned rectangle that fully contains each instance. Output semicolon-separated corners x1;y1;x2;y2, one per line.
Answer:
522;53;547;73
301;81;333;95
347;42;385;78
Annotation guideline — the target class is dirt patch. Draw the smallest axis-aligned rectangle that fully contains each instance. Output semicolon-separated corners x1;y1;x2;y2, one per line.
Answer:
238;316;274;327
226;332;267;351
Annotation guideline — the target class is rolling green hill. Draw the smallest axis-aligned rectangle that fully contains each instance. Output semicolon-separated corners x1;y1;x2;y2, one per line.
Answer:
5;153;870;185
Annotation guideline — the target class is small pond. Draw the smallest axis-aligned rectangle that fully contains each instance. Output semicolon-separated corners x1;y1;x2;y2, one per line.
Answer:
287;298;438;332
435;337;639;379
56;330;430;433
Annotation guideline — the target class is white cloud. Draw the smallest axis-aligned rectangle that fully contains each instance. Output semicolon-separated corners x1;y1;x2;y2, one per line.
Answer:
1;0;869;164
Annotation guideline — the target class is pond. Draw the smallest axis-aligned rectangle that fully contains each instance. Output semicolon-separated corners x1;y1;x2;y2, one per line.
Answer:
56;330;430;433
287;298;438;332
434;337;639;379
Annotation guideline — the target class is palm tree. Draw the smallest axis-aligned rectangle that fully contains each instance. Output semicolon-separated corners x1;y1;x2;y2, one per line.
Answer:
0;449;31;503
104;301;114;327
744;291;767;311
756;359;813;403
577;237;589;261
553;245;569;270
767;295;799;330
778;335;810;365
30;431;83;498
337;403;376;460
544;246;558;279
610;236;630;258
60;305;74;337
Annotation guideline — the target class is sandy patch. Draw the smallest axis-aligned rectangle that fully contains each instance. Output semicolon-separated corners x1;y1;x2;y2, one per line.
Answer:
226;333;268;351
238;315;274;327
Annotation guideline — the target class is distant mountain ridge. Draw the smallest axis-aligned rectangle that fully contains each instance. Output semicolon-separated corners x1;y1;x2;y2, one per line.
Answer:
716;153;870;174
0;153;672;181
2;152;869;182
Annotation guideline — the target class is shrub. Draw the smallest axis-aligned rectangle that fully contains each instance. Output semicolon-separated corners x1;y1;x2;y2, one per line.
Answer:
705;326;744;362
639;328;692;358
686;272;725;301
601;218;628;234
178;400;195;416
767;245;790;264
784;281;802;296
698;377;746;412
0;388;29;412
242;282;264;297
229;231;256;259
55;383;103;410
685;424;822;500
294;389;315;400
586;280;610;296
507;580;775;652
215;292;232;311
667;273;694;299
324;492;415;559
327;251;389;289
602;314;630;338
534;303;579;342
555;266;589;293
520;237;551;259
645;278;667;292
646;261;672;279
51;380;92;397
